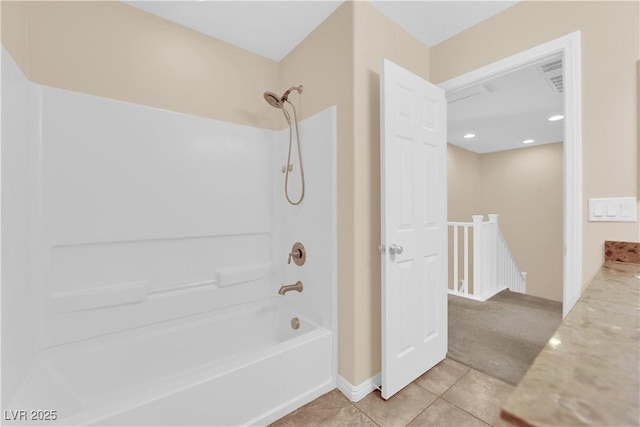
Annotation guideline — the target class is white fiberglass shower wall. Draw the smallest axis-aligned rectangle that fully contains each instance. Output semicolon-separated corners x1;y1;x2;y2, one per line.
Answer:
1;47;337;426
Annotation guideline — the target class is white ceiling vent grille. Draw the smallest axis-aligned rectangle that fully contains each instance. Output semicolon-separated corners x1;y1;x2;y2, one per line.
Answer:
540;59;562;73
538;59;564;93
549;75;564;93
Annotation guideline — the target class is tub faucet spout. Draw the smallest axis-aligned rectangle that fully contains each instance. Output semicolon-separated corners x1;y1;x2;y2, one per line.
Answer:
278;281;303;295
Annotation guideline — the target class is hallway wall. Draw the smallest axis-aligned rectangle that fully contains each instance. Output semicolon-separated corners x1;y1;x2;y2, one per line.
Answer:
448;144;481;223
448;143;563;301
481;144;563;301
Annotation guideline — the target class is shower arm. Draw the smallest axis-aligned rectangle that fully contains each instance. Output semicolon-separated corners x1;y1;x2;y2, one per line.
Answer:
282;86;303;103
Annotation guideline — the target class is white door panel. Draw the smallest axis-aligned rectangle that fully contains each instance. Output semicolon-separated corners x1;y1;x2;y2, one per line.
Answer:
381;59;447;399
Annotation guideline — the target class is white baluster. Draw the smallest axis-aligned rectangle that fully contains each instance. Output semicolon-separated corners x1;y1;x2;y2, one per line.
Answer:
463;225;469;294
453;225;459;293
489;214;498;296
472;215;483;299
450;215;526;300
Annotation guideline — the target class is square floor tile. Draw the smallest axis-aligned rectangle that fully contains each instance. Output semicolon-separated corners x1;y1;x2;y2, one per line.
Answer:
441;369;515;426
355;383;438;427
414;358;471;395
408;398;489;427
271;389;375;427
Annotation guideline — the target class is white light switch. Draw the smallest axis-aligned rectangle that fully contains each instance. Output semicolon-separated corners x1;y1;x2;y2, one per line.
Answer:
589;197;637;222
593;200;605;217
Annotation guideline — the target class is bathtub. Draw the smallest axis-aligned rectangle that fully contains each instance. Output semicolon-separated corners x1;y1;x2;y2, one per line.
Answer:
7;298;335;426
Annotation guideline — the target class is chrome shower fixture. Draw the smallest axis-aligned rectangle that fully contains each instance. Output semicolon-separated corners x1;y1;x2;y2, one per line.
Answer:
263;85;305;206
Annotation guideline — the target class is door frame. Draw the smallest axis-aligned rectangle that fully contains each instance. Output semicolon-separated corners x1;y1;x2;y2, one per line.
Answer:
438;31;582;318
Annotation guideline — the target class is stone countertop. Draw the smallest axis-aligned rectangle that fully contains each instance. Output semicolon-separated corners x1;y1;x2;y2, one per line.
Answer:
501;261;640;427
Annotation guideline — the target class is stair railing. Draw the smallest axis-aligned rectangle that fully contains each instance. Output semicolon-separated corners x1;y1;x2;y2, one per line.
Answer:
448;214;526;301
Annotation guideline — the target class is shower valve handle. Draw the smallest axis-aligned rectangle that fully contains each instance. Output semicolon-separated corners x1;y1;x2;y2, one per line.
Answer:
287;242;306;266
288;249;302;264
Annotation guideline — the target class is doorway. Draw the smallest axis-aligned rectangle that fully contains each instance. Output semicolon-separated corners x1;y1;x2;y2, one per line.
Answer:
439;32;582;318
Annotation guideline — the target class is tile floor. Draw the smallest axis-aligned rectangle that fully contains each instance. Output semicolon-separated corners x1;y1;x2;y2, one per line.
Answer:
271;358;517;427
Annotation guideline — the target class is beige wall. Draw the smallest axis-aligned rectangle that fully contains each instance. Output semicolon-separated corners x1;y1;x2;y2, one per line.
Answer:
447;144;482;222
0;2;28;69
1;1;280;129
447;143;564;301
432;1;640;288
481;144;564;301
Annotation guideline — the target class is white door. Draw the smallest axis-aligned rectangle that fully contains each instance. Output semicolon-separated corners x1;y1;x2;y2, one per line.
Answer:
380;59;447;399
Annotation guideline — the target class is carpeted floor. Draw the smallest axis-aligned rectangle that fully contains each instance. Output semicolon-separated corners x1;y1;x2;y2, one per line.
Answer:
447;289;562;385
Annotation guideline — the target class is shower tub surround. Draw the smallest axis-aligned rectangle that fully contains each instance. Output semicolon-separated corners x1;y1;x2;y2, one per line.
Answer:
2;47;337;426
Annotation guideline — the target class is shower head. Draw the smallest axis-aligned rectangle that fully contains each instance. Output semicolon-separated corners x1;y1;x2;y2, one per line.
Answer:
264;91;283;109
263;86;303;109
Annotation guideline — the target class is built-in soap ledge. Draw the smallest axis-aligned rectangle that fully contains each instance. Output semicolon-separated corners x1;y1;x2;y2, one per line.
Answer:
52;281;148;313
147;279;219;295
216;263;271;287
52;264;271;312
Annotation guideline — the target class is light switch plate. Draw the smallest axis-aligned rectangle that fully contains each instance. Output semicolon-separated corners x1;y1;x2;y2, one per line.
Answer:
588;197;637;222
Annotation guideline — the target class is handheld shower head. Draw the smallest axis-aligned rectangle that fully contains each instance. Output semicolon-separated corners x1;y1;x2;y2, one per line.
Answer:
263;91;283;109
263;84;305;206
263;86;303;109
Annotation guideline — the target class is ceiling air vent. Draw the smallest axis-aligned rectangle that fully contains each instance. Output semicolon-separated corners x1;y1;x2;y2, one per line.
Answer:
549;75;564;93
538;58;563;93
540;59;562;73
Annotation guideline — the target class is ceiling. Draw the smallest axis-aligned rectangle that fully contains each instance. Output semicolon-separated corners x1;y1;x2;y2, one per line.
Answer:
123;1;343;62
368;1;518;47
124;1;519;62
447;56;564;154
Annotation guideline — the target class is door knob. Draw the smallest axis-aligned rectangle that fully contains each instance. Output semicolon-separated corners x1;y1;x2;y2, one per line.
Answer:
389;244;404;255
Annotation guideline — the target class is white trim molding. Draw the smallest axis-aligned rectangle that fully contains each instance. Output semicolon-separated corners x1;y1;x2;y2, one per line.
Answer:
337;373;381;402
439;31;583;319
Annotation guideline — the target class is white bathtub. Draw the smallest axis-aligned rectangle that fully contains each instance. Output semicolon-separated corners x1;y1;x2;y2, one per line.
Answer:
7;298;335;426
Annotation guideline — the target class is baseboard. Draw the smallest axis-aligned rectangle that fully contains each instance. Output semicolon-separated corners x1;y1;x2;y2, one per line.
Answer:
336;373;381;402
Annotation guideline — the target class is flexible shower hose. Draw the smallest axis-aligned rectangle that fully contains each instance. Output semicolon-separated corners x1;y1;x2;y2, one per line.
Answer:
283;99;305;206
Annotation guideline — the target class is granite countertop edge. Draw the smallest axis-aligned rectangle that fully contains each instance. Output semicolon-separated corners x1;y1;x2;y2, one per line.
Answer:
500;261;640;427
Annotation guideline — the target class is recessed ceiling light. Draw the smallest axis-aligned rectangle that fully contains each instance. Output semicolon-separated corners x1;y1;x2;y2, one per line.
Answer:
523;139;535;144
548;115;564;121
463;133;476;139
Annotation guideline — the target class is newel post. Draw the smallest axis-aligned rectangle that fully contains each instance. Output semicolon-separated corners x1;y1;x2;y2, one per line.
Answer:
472;215;484;298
